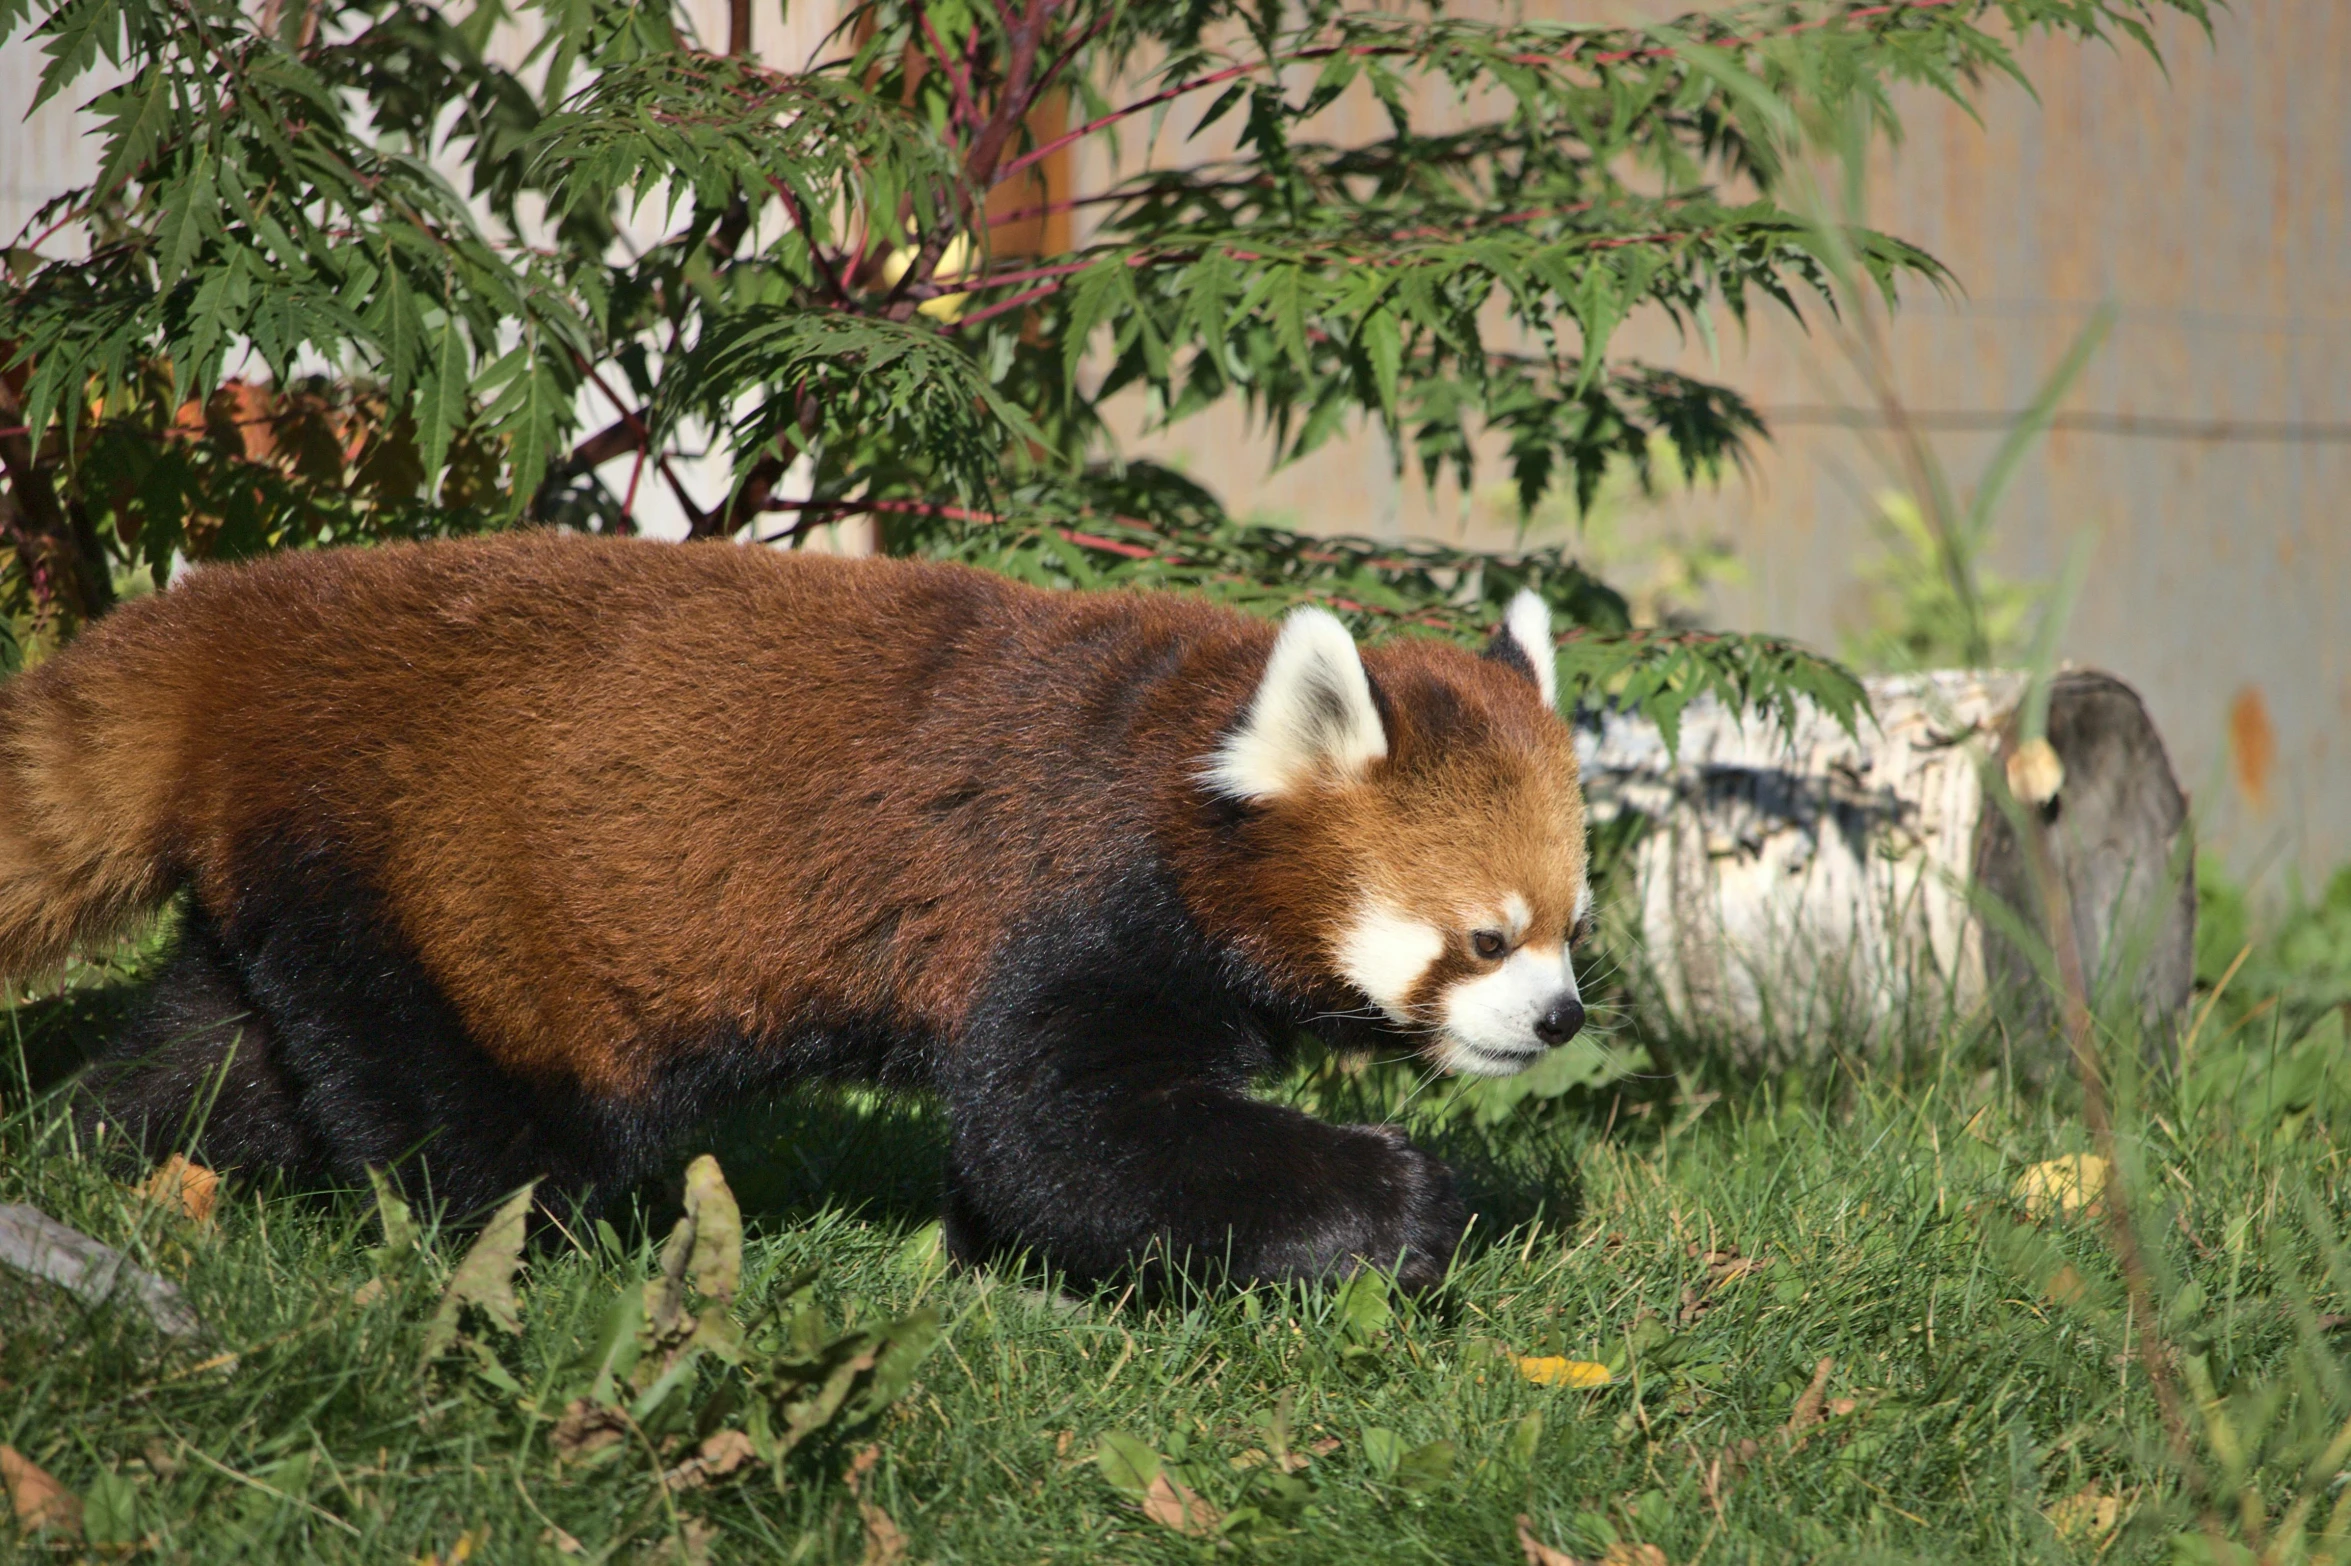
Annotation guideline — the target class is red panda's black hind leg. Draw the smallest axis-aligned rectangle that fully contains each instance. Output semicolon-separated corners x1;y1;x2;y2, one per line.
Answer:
74;917;334;1182
84;853;691;1221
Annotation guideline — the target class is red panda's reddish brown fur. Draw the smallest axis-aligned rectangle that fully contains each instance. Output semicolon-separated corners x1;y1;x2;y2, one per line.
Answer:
23;533;1588;1289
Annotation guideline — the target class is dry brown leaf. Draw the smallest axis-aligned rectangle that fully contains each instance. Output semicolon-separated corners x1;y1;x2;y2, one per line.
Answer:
2015;1155;2109;1222
1603;1545;1669;1566
1783;1357;1834;1445
1138;1472;1222;1537
549;1399;629;1462
142;1155;220;1225
663;1428;758;1492
352;1277;386;1305
698;1430;754;1477
653;1516;716;1566
858;1499;907;1566
1307;1437;1342;1457
2046;1265;2091;1307
1517;1514;1581;1566
0;1445;81;1536
0;1447;77;1538
2045;1484;2124;1543
540;1524;584;1556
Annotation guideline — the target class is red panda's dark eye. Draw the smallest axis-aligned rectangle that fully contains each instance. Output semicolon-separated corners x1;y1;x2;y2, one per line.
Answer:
1471;930;1507;961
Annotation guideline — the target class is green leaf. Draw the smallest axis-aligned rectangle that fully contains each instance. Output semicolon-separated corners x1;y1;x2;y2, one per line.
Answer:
1095;1431;1163;1496
366;1167;418;1261
81;1468;138;1549
28;0;118;115
1507;1410;1545;1466
417;314;469;501
151;151;217;292
419;1180;537;1367
1394;1438;1455;1493
1358;306;1401;422
1332;1267;1393;1340
91;67;175;201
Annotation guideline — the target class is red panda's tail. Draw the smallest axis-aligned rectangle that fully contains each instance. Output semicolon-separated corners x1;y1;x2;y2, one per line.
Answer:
0;631;186;980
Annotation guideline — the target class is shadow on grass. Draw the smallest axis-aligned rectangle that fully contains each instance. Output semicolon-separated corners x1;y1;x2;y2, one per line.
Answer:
5;978;145;1099
689;1083;950;1237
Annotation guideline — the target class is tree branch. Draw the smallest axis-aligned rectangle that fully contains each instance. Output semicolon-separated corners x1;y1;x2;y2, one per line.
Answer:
916;6;981;133
883;0;1060;323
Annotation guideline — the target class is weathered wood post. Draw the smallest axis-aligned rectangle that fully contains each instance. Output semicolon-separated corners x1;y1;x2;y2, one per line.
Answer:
1575;669;2194;1075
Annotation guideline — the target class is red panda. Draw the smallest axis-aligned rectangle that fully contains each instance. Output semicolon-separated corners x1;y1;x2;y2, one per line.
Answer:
5;533;1590;1290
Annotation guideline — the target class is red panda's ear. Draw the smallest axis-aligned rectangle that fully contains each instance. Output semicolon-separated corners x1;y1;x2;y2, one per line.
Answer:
1482;588;1558;709
1202;607;1389;802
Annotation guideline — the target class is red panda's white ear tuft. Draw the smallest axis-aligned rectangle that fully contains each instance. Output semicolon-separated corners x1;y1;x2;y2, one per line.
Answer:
1483;588;1557;709
1203;607;1389;802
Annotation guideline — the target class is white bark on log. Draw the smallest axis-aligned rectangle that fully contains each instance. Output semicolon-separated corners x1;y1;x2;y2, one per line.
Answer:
1575;669;2194;1070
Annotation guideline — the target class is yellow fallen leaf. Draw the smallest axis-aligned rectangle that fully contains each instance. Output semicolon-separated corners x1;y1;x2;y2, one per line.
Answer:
2016;1154;2109;1221
414;1529;484;1566
1518;1356;1612;1388
0;1445;81;1536
2044;1483;2122;1543
143;1154;220;1225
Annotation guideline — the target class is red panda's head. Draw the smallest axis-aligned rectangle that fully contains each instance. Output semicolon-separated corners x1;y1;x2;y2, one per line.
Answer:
1200;592;1591;1076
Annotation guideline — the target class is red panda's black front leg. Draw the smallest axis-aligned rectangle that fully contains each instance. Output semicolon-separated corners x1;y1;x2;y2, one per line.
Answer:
939;1067;1468;1293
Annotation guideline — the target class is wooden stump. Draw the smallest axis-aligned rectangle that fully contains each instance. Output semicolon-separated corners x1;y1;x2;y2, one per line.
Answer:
1575;668;2194;1073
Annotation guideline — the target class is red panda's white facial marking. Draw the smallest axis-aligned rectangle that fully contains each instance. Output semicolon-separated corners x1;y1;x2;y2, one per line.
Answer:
1334;893;1588;1072
1437;938;1581;1075
1335;903;1446;1016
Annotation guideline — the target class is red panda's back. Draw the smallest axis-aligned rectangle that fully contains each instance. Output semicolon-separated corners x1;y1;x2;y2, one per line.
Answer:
126;535;1264;1094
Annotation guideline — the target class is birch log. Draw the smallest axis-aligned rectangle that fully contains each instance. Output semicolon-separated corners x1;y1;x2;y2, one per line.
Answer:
1574;669;2194;1072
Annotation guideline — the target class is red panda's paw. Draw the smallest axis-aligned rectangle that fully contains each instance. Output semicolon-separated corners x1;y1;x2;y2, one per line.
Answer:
1350;1127;1468;1293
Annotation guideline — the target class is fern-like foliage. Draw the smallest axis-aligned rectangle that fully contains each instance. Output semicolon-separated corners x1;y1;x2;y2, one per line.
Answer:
0;0;2203;721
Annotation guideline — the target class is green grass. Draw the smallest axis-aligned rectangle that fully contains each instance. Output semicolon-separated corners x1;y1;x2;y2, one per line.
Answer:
4;973;2349;1565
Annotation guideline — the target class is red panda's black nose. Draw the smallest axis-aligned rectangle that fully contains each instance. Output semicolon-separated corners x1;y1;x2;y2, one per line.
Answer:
1535;996;1586;1046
